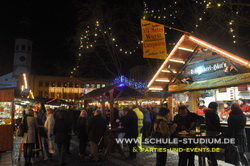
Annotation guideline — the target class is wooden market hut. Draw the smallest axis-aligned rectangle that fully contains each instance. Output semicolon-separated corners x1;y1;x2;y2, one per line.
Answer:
78;84;146;128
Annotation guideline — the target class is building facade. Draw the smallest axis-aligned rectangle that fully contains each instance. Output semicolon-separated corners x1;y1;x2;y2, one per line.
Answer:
30;75;109;102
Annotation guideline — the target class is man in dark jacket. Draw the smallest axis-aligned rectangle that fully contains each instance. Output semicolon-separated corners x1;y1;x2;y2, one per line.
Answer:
77;110;88;157
88;109;106;162
122;107;138;159
54;112;71;165
173;106;204;166
204;102;222;166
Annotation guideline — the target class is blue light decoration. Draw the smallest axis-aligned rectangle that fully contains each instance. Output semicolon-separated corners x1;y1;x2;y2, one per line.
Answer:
111;75;148;92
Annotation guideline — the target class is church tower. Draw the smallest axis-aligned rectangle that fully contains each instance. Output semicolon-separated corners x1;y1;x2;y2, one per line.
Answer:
13;17;32;78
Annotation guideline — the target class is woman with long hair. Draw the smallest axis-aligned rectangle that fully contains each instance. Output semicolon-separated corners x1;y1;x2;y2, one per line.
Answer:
22;109;38;166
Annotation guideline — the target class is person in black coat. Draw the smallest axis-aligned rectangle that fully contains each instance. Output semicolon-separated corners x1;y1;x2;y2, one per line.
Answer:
228;103;250;166
77;110;88;157
122;107;138;159
88;109;106;162
204;102;222;166
173;106;204;166
54;112;71;165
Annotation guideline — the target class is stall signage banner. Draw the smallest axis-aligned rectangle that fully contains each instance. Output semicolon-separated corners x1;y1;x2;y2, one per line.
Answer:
189;62;227;75
141;19;167;59
169;73;250;92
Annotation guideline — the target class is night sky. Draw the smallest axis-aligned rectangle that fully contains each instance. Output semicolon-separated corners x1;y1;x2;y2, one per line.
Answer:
0;0;76;76
0;0;249;79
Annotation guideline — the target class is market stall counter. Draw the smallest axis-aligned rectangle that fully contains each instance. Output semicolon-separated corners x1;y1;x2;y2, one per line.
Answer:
0;88;15;151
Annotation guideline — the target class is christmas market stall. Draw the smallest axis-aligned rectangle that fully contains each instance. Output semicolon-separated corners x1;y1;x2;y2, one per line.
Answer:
0;88;15;151
147;33;250;149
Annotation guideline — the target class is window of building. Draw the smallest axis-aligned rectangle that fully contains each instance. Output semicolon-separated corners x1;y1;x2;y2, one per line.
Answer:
75;83;79;88
86;84;90;88
80;83;84;88
69;82;73;87
44;91;49;98
38;81;43;87
75;93;78;98
51;92;55;98
51;82;56;87
63;93;67;98
63;82;68;87
21;45;25;51
57;93;61;98
97;84;101;88
45;81;49;87
69;93;73;99
91;84;95;88
57;82;61;87
16;45;19;51
102;84;106;88
38;91;43;97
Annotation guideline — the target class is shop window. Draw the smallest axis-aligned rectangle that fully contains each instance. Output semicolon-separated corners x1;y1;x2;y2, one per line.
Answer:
102;84;106;88
91;84;95;88
21;44;25;51
38;91;43;97
97;84;100;88
57;82;61;87
38;81;43;87
86;84;90;88
57;93;61;98
45;81;49;87
44;91;49;98
80;83;84;88
75;83;79;88
75;93;78;98
51;82;56;87
69;93;73;99
51;92;55;98
63;93;67;98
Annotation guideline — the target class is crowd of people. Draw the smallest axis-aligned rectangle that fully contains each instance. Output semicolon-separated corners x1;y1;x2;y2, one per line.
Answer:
17;100;249;166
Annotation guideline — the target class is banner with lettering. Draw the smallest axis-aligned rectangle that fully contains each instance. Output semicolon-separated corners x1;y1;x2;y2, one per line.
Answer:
168;73;250;92
141;19;167;59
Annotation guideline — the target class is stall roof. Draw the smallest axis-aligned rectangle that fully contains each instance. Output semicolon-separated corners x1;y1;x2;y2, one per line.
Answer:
78;84;146;101
147;34;250;91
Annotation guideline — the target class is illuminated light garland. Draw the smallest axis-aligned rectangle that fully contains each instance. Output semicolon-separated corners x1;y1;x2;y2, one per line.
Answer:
189;36;250;67
147;35;186;88
155;79;170;82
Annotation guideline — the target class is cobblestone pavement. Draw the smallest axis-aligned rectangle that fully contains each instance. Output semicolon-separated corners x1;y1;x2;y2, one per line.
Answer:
8;136;234;166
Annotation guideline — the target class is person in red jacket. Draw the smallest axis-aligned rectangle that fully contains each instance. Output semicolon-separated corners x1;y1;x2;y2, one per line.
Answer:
238;98;250;113
196;100;207;117
220;102;231;120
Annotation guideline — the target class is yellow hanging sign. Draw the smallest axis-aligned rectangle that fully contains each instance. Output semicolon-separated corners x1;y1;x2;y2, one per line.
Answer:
141;19;167;59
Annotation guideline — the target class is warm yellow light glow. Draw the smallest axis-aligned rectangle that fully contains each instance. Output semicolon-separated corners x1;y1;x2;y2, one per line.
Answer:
23;73;28;89
189;36;250;67
148;87;163;91
178;47;194;52
21;85;24;91
162;70;177;73
169;59;185;64
156;79;170;82
147;35;186;88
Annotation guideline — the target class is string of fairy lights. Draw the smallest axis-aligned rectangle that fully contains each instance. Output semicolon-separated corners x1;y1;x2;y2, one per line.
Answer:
70;0;239;77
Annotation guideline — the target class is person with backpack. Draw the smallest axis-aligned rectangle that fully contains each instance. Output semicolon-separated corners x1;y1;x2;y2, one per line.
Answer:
153;107;176;166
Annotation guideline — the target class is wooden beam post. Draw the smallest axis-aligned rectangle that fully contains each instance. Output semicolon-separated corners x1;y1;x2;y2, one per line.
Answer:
109;89;115;129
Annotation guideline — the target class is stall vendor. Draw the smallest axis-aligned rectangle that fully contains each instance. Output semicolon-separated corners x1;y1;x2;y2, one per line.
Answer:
220;102;231;120
196;100;207;117
238;98;250;113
